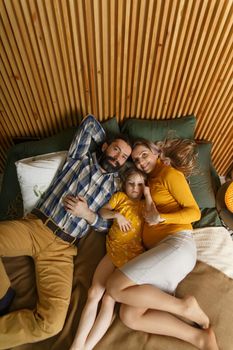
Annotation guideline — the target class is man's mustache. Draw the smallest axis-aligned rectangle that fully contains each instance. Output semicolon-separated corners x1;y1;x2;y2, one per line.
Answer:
106;156;120;168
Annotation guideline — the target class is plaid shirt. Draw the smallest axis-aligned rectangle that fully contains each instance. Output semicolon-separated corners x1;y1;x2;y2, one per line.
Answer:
37;115;121;239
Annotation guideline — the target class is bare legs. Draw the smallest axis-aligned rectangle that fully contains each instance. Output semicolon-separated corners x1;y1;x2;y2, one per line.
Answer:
70;257;219;349
70;255;115;350
106;270;218;350
84;293;115;350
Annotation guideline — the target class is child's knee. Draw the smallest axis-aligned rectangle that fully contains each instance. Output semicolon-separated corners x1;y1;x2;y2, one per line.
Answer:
88;284;105;301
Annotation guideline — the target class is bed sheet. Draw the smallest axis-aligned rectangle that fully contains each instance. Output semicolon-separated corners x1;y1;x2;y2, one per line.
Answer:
3;226;233;350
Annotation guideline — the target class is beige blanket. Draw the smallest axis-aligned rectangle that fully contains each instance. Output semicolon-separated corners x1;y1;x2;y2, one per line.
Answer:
3;227;233;350
194;226;233;278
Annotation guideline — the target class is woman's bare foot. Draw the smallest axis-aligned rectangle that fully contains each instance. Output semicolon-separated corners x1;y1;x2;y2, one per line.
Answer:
183;296;209;329
200;327;219;350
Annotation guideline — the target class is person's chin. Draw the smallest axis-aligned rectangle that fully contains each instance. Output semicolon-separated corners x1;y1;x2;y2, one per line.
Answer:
102;162;118;172
131;194;140;200
143;166;151;174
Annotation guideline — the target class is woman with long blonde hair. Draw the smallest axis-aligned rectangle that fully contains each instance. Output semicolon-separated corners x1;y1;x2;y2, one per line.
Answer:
106;138;219;350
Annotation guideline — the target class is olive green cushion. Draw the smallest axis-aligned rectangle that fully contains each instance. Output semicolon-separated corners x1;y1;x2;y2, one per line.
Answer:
121;115;196;142
189;142;216;208
0;115;220;223
193;208;222;228
0;117;120;220
120;113;217;209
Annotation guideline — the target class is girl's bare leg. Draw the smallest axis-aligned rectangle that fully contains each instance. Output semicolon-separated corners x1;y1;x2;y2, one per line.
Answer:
70;255;115;350
107;270;209;329
119;305;218;350
84;293;115;350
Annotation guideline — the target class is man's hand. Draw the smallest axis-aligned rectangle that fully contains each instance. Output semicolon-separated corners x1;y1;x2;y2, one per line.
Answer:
63;195;95;223
115;213;132;232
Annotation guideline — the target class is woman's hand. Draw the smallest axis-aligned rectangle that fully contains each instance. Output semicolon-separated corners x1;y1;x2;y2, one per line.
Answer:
115;213;132;232
143;185;151;198
143;202;164;225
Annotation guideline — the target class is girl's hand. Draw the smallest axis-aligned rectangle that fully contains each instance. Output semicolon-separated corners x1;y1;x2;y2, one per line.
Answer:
115;213;132;232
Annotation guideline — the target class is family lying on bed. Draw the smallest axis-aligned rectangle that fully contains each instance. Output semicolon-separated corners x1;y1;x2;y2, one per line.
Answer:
0;114;218;350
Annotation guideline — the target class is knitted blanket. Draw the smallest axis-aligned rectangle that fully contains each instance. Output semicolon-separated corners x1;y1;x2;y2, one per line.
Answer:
193;226;233;278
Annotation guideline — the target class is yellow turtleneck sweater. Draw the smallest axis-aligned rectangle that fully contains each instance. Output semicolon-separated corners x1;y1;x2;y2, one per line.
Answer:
143;159;201;249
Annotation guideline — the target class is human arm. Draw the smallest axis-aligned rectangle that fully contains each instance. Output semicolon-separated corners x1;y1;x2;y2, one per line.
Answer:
157;170;201;224
68;114;106;159
100;203;132;232
143;185;164;225
63;195;111;231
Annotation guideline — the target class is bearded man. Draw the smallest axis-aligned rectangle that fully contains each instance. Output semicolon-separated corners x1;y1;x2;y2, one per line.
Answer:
0;114;132;348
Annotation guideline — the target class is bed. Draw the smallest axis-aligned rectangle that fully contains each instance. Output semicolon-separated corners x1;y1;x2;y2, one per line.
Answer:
0;115;233;350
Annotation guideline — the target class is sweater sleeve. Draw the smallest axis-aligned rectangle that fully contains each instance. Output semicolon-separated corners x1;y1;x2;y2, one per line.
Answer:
160;170;201;224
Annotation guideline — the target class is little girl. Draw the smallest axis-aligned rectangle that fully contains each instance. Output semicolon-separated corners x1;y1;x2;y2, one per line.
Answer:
70;167;154;350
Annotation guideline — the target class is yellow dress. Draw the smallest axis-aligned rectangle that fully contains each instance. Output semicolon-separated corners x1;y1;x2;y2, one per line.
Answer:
106;192;145;267
143;159;201;249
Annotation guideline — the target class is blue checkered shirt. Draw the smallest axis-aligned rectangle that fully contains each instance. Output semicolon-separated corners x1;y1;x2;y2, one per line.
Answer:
37;115;121;239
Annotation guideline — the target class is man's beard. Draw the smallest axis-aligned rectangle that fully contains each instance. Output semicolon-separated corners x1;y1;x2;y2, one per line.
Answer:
98;153;121;172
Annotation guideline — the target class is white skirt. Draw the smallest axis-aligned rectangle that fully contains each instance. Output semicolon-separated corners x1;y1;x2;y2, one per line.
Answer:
119;231;197;294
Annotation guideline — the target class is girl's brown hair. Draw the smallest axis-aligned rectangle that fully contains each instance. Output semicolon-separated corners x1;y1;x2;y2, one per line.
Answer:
121;166;147;190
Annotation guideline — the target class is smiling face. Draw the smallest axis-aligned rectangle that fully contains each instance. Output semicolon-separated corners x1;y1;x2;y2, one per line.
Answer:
124;173;146;200
132;144;159;174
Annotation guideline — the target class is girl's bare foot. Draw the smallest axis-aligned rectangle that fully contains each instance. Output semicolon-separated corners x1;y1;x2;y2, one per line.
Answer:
183;296;209;329
200;327;219;350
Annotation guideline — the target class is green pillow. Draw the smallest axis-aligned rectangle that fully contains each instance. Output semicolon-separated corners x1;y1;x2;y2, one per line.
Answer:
121;115;196;141
189;142;216;208
193;208;222;228
102;116;121;138
0;117;120;220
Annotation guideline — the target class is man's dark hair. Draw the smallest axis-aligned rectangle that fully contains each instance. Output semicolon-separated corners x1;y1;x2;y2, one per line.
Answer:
105;133;132;148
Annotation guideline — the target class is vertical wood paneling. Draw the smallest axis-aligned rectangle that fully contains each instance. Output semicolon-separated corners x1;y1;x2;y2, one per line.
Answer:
28;0;62;131
136;0;156;117
147;0;169;118
109;0;116;117
141;0;162;118
120;0;131;120
0;0;232;175
69;0;88;116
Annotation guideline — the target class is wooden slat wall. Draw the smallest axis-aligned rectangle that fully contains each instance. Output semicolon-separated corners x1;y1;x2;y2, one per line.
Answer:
0;0;232;175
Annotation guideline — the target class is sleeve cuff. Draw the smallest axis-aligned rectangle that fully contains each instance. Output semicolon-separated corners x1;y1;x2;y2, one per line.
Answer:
90;213;98;227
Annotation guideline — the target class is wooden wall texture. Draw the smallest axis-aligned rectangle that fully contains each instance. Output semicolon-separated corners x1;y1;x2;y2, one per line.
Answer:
0;0;232;175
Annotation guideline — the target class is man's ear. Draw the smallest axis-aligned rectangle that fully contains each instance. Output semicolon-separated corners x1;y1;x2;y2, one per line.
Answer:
102;142;108;152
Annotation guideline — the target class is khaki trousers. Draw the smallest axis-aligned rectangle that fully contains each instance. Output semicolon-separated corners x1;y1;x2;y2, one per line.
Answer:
0;215;77;349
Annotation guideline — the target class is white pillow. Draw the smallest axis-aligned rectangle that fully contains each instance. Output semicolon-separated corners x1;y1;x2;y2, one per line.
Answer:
15;151;67;214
